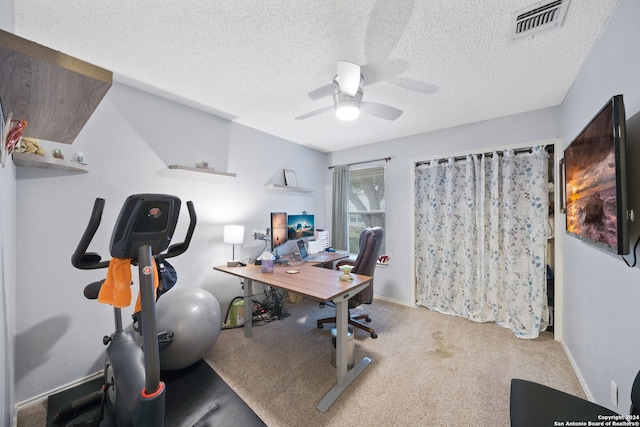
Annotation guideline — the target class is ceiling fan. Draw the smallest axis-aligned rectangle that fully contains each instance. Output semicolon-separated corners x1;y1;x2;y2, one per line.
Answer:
309;0;438;102
294;61;403;122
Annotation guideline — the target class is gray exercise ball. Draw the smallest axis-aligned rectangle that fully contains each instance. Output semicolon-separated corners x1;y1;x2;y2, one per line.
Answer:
155;287;222;371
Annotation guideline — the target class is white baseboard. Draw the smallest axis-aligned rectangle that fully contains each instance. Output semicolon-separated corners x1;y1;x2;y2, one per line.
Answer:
373;295;416;308
16;371;103;411
561;340;593;401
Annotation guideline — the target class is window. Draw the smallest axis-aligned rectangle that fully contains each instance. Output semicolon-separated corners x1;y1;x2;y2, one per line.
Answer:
347;166;385;254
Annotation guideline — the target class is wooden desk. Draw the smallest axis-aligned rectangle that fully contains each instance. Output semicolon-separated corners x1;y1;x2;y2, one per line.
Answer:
214;261;372;412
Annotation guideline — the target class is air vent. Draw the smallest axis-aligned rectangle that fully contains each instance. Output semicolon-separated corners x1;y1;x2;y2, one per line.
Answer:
510;0;569;41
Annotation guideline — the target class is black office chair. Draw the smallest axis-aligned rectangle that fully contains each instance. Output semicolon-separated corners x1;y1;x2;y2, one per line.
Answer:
316;227;384;338
510;371;640;426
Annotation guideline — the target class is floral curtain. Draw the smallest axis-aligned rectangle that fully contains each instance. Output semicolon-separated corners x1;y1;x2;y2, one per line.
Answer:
414;146;549;338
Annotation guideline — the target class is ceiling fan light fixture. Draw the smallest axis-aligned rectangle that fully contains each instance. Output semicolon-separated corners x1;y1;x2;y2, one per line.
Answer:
333;87;363;121
335;103;360;121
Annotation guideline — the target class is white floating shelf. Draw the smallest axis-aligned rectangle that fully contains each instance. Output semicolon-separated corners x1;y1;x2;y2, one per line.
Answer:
264;183;314;193
12;152;88;173
168;165;236;177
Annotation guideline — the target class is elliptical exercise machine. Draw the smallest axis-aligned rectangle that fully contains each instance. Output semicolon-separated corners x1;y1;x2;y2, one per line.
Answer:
64;194;196;426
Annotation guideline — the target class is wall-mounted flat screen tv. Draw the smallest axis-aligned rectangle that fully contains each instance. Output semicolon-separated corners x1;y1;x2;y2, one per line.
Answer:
270;212;288;251
564;94;629;255
287;214;315;240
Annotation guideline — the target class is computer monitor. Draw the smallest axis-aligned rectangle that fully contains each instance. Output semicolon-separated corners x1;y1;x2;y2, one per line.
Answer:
270;212;288;251
287;214;315;240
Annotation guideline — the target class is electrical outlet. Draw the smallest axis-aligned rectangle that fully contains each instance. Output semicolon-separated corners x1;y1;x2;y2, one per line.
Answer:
611;379;618;407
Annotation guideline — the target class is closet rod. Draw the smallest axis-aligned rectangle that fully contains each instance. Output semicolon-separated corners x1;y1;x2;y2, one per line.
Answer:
415;144;553;167
328;156;392;170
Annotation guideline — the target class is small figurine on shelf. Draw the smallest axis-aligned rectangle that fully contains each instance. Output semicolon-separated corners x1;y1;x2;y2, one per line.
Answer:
20;137;46;156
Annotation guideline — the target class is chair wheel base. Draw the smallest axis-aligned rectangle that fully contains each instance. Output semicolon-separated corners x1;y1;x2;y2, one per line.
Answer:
371;333;377;339
317;323;324;329
365;317;372;322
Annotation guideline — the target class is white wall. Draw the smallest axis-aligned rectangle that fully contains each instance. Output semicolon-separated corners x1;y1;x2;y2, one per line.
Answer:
1;1;16;425
559;0;640;412
325;107;561;306
14;81;326;402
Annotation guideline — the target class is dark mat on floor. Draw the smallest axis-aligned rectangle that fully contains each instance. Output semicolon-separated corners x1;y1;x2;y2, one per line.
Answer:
47;360;266;426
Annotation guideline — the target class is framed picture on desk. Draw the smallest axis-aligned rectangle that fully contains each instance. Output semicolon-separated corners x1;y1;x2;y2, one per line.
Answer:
284;169;298;187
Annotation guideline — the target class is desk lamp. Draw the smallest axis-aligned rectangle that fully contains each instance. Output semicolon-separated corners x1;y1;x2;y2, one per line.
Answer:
223;225;244;267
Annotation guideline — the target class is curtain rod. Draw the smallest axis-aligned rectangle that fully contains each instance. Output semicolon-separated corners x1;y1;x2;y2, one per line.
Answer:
328;156;392;170
415;145;553;167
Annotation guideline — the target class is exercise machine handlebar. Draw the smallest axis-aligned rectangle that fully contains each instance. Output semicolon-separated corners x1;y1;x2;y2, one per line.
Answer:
163;200;196;260
71;198;109;270
71;198;196;270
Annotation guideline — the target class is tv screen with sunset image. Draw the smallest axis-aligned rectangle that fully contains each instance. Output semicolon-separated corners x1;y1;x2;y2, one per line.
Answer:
564;95;628;255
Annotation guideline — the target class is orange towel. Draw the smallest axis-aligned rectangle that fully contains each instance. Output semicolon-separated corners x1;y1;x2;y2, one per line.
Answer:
98;258;158;310
98;258;134;308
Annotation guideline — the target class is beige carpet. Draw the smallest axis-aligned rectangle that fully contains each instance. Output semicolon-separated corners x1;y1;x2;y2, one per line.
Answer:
204;297;584;427
17;297;583;426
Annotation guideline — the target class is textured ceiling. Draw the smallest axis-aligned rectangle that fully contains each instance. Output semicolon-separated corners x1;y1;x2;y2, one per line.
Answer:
12;0;619;153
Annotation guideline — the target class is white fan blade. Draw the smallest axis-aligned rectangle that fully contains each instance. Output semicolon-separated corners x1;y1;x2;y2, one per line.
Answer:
388;76;439;95
294;105;334;120
307;84;335;100
337;61;361;97
360;102;403;121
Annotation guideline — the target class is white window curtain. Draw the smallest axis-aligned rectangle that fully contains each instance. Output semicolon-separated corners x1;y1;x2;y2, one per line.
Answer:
414;146;549;339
